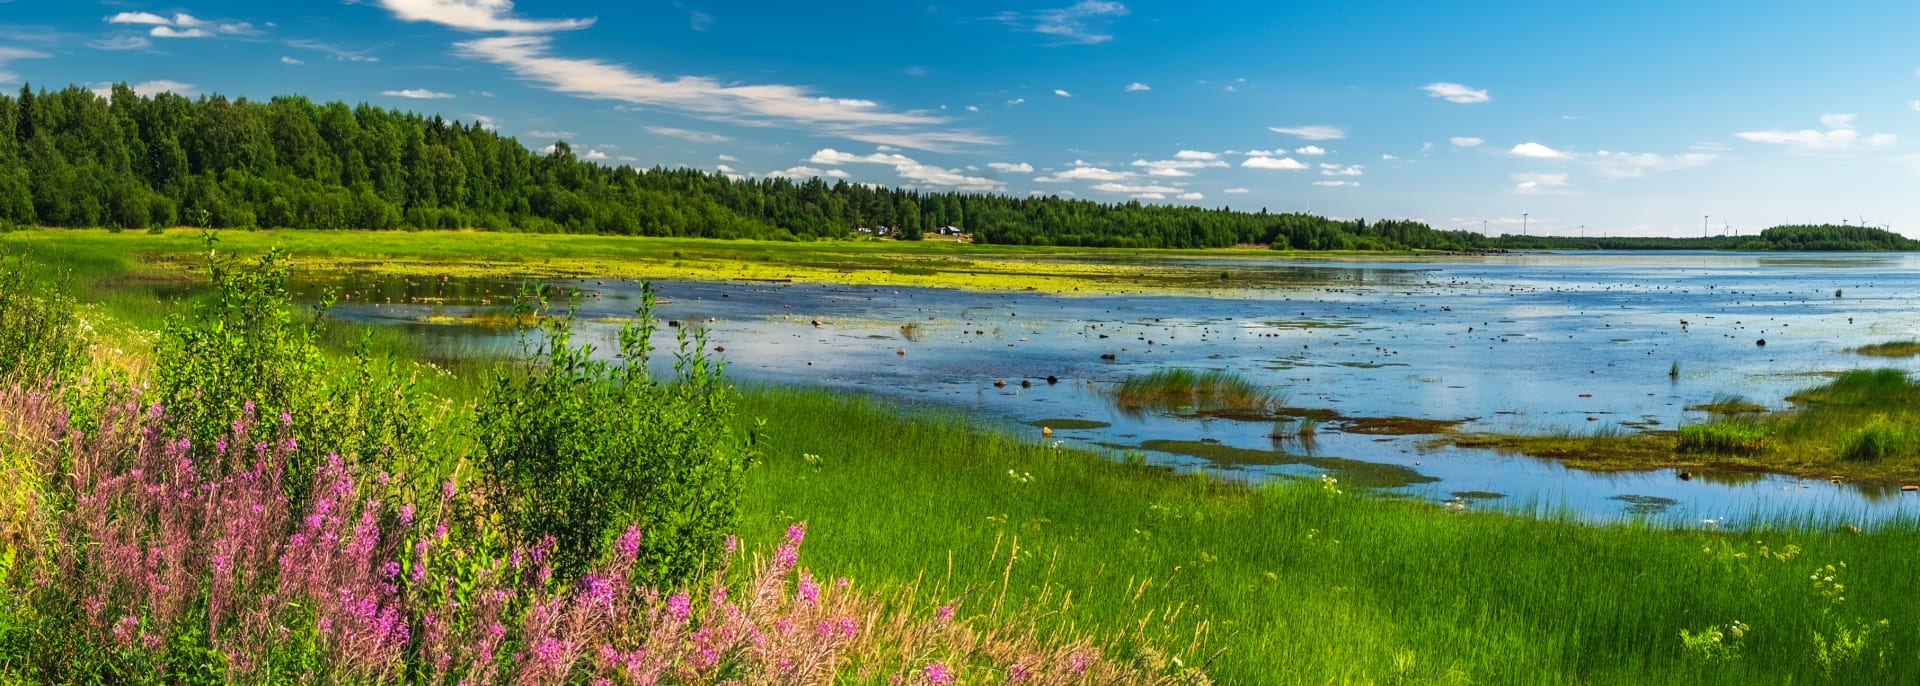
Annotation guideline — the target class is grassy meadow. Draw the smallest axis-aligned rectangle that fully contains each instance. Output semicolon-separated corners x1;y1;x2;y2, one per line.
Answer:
7;228;1920;683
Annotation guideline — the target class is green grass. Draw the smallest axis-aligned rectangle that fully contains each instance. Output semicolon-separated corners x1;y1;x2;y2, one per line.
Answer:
737;387;1920;684
1677;422;1772;455
1110;368;1276;416
1848;340;1920;358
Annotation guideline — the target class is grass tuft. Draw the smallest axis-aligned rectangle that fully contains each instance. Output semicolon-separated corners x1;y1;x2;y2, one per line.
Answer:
1109;368;1276;415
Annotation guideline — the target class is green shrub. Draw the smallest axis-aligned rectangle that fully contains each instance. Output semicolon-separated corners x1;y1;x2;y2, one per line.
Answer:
1838;420;1917;462
151;235;431;490
0;252;86;384
476;284;753;584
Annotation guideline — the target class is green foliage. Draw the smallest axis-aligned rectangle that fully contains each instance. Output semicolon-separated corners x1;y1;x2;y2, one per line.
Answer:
476;284;753;584
150;234;431;489
1110;368;1275;415
0;251;85;384
1837;420;1918;462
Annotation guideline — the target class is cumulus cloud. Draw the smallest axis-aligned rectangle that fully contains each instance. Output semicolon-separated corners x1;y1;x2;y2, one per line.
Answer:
1131;155;1228;177
1125;82;1150;92
995;1;1129;46
89;80;195;98
454;35;994;151
1735;114;1897;152
467;114;502;130
1319;163;1363;176
644;126;732;143
280;55;304;64
377;0;594;33
1054;89;1072;98
806;147;1003;191
1420;82;1489;104
1267;125;1345;141
381;88;455;99
988;162;1034;173
106;12;171;25
1176;191;1204;200
1450;136;1483;147
1512;172;1570;194
769;165;850;179
1243;156;1308;170
1509;142;1567;159
112;12;255;38
1174;150;1219;161
1294;145;1326;156
1034;163;1135;182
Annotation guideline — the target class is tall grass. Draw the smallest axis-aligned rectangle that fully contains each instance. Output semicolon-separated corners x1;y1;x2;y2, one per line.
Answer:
1110;368;1276;416
738;386;1920;684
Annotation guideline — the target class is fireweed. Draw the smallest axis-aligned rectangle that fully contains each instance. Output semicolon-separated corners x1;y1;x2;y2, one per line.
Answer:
0;383;1204;684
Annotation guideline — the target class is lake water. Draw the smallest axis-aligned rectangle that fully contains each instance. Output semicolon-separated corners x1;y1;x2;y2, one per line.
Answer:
302;251;1920;528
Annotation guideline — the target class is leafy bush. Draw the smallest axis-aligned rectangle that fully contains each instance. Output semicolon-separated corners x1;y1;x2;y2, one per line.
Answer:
476;284;753;585
0;251;86;384
150;235;431;492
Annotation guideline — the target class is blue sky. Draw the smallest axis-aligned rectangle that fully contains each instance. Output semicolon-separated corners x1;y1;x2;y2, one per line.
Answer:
5;0;1920;236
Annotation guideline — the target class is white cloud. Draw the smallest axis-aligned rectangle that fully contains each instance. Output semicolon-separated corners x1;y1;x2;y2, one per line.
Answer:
467;114;501;130
1910;100;1920;113
1267;125;1345;141
151;26;213;38
644;126;732;143
286;39;380;62
1132;155;1228;177
1319;163;1363;176
280;55;304;65
89;35;152;50
1174;150;1219;161
377;0;595;33
526;129;575;138
1131;193;1165;200
1294;145;1326;156
106;12;171;25
1421;82;1490;104
1450;136;1483;148
1007;98;1026;105
1312;180;1357;187
583;149;609;160
1512;172;1569;194
1223;187;1249;193
0;46;47;83
1589;150;1715;179
717;154;738;161
805;147;1003;191
1510;142;1567;159
1125;82;1150;92
1176;191;1204;200
995;1;1130;46
965;105;980;112
1381;153;1398;160
1242;156;1307;170
381;88;455;99
1054;89;1072;98
1034;163;1135;182
1090;181;1183;195
769;165;849;179
988;162;1034;173
1735;114;1898;153
89;80;194;98
455;35;993;151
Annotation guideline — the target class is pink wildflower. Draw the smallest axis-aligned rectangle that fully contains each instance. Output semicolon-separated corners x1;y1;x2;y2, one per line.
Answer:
922;662;954;685
667;593;692;622
797;571;819;604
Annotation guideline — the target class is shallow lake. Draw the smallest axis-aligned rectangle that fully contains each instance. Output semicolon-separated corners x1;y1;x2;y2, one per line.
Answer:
301;251;1920;527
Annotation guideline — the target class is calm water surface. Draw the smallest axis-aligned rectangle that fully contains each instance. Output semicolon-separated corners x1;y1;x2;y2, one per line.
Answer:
303;251;1920;527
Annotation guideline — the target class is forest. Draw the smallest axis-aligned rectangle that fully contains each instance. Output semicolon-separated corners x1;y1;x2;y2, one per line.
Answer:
0;83;1909;252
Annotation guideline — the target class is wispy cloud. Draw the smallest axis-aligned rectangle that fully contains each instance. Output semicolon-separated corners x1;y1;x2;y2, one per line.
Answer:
1267;125;1345;141
286;39;380;62
1313;180;1357;187
1053;89;1072;98
380;88;455;99
526;129;574;138
1420;82;1490;104
1131;154;1228;177
1509;142;1567;159
1223;187;1249;193
1124;81;1149;92
769;165;850;180
1319;163;1363;177
1512;172;1570;194
994;1;1129;46
1177;192;1204;200
807;147;1003;191
377;0;595;33
1243;156;1308;170
988;161;1034;173
280;55;304;65
90;35;152;51
1294;145;1326;156
454;35;994;151
1734;113;1896;153
1589;150;1715;179
1034;162;1134;182
1450;136;1483;148
644;126;732;143
0;46;47;83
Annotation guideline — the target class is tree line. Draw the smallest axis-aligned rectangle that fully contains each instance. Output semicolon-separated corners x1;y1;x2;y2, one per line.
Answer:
0;83;1907;252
